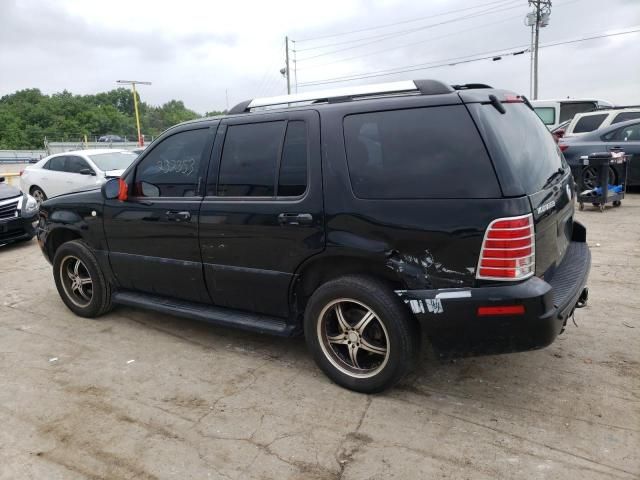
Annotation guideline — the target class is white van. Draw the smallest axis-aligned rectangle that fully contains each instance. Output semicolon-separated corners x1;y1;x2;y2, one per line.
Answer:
531;98;613;130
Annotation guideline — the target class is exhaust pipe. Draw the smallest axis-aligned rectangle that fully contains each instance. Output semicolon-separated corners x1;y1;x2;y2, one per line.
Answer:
576;287;589;309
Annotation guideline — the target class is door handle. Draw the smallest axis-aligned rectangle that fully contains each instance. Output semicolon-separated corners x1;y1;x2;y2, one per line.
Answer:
166;210;191;222
278;213;313;225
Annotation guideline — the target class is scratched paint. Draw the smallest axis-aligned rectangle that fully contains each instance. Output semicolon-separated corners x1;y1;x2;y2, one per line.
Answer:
386;249;473;288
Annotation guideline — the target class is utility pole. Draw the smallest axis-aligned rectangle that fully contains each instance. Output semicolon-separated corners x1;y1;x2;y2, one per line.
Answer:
526;1;551;100
116;80;152;146
285;36;291;95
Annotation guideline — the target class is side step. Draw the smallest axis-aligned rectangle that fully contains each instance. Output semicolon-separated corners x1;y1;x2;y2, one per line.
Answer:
112;291;297;337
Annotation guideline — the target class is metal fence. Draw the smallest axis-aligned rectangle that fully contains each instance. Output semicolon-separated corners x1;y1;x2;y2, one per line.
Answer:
0;150;47;164
44;142;142;154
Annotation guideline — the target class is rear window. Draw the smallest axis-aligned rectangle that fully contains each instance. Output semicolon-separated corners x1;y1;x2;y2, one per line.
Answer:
342;105;500;199
612;111;640;124
534;107;555;125
468;102;564;194
573;113;607;133
559;102;597;123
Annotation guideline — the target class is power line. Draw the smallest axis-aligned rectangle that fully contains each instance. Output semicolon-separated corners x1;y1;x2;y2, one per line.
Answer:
297;0;585;71
294;1;525;60
298;27;640;87
293;0;514;44
297;13;524;71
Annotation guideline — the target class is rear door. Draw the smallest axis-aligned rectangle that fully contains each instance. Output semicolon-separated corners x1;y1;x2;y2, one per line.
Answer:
605;121;640;185
468;98;574;277
42;155;70;197
199;110;323;318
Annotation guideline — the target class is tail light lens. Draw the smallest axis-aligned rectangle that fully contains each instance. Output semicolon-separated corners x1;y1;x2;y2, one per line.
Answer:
559;144;569;152
477;214;535;281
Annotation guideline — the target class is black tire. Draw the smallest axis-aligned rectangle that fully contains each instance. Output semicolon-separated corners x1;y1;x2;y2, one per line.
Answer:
30;186;47;205
581;166;617;191
52;240;112;318
304;275;419;393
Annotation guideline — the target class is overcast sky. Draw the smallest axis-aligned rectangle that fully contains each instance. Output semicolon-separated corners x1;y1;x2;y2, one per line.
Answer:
1;0;638;113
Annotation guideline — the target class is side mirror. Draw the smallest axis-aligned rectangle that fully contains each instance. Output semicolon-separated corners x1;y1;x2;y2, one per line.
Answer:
79;168;96;176
102;178;128;201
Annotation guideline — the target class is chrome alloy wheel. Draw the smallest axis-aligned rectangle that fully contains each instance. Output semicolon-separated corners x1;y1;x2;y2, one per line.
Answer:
317;298;390;379
59;255;93;308
32;189;45;205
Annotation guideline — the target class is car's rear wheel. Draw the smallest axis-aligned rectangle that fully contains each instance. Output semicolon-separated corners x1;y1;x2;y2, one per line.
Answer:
53;240;112;318
30;186;47;205
304;275;418;393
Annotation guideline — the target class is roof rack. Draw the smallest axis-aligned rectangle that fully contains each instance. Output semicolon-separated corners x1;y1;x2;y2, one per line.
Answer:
452;83;493;90
228;79;461;114
594;104;640;111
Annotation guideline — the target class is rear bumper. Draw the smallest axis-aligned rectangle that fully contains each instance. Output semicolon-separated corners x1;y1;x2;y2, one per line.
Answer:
0;213;38;245
397;239;591;356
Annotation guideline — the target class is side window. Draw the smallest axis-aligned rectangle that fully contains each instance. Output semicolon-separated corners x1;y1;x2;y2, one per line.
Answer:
47;156;67;172
278;121;308;197
134;128;209;197
612;112;640;124
343;106;500;199
217;121;285;197
609;123;640;142
534;107;555;126
65;156;91;174
573;114;608;133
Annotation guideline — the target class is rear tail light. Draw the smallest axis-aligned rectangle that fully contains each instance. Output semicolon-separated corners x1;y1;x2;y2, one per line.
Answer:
559;144;569;152
477;214;535;281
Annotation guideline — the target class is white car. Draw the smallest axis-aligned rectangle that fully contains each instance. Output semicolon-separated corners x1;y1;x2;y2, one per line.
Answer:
531;98;613;130
563;107;640;138
20;149;137;204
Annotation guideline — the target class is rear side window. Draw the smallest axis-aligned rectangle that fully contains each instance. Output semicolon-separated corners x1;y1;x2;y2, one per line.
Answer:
343;106;500;199
559;102;597;123
573;114;607;133
612;111;640;124
218;121;285;197
278;121;308;196
47;156;66;171
534;107;555;125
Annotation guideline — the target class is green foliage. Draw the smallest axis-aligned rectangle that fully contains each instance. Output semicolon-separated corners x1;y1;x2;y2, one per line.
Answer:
0;88;207;149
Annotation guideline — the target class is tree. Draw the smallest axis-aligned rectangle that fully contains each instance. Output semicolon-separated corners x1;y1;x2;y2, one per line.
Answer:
0;88;208;148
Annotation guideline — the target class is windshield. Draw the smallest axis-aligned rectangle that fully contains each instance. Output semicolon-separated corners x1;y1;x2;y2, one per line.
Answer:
89;151;137;171
469;101;565;194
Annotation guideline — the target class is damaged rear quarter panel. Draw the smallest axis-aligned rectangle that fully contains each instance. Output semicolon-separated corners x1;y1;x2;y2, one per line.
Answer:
324;197;532;290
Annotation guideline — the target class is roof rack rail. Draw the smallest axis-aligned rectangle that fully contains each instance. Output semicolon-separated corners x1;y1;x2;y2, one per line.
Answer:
452;83;493;90
228;79;456;114
594;104;640;111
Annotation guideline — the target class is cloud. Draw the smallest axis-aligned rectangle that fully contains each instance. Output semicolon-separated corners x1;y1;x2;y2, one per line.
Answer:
0;0;638;113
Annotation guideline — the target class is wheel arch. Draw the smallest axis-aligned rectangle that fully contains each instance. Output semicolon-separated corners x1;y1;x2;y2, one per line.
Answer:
291;254;408;316
44;227;83;263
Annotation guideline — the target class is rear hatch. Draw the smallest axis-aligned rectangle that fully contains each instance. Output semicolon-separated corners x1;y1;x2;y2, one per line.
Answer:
465;93;574;278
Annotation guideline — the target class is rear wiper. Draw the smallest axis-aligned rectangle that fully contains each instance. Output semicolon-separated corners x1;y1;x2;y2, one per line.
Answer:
544;167;565;188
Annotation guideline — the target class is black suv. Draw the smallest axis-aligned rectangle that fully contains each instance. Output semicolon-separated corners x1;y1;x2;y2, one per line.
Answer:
38;80;591;392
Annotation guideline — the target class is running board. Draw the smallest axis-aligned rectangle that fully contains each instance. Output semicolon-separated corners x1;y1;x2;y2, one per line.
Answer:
112;291;297;337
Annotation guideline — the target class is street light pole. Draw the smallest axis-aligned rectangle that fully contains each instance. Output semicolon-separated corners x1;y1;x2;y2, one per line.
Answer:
116;80;152;146
285;36;291;95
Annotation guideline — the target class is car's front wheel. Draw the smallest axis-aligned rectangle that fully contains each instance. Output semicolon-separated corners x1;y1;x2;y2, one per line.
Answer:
304;275;418;393
53;240;112;318
30;186;47;205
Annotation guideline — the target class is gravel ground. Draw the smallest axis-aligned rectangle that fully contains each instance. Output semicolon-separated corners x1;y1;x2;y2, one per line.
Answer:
0;194;638;480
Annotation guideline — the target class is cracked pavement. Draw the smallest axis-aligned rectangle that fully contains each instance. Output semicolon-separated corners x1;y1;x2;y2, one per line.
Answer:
0;195;639;479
